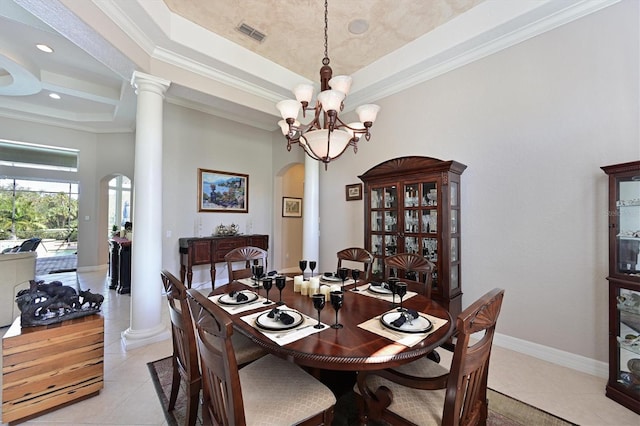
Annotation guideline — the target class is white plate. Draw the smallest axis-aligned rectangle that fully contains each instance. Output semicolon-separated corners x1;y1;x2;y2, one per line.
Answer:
380;311;432;334
255;310;304;331
368;284;392;295
217;291;259;306
320;275;342;283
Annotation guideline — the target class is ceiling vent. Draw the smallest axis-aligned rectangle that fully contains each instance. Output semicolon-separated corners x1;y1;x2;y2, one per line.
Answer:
236;23;266;43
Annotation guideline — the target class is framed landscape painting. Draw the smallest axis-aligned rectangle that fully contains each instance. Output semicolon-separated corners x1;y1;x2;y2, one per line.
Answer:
198;168;248;213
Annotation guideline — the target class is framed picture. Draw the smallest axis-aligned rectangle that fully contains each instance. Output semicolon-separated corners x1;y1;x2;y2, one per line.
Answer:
282;197;302;217
346;183;363;201
198;168;248;213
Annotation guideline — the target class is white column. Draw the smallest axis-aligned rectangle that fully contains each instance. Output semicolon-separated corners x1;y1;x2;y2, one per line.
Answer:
302;156;320;265
121;71;171;350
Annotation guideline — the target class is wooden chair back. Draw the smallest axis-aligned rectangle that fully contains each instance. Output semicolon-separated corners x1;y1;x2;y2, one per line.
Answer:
337;247;374;282
160;270;201;426
186;288;245;425
224;246;268;282
357;288;504;426
384;253;435;298
443;288;504;424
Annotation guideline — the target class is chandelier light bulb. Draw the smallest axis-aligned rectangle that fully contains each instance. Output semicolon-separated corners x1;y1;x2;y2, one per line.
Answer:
317;90;345;112
355;104;381;124
293;84;314;104
329;75;352;96
276;99;301;120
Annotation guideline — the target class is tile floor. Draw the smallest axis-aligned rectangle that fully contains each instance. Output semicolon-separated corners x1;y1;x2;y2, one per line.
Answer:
1;270;638;425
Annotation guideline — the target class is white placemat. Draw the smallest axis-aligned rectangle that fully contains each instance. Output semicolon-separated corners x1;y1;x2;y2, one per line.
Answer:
209;292;275;314
351;284;418;303
358;310;448;347
241;306;327;346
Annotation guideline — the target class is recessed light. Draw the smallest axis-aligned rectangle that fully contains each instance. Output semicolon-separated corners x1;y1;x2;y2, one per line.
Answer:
348;19;369;35
36;44;54;53
49;93;61;100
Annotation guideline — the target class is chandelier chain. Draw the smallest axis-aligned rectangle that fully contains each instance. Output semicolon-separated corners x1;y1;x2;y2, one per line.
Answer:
323;0;329;66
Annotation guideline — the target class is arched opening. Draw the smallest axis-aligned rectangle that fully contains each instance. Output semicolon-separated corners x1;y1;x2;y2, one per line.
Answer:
273;162;304;271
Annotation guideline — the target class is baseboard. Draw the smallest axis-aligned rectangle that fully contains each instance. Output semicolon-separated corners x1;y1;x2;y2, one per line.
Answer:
494;332;608;379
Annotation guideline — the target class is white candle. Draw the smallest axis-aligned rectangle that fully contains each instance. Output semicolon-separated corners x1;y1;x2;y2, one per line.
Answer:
309;277;320;297
320;285;331;300
300;280;309;296
293;275;303;292
330;284;341;293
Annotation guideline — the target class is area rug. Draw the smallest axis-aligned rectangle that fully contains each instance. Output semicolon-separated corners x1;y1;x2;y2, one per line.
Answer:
148;356;576;426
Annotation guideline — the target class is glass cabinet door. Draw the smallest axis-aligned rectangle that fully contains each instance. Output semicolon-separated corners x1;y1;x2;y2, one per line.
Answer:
616;178;640;277
369;185;398;279
614;286;640;399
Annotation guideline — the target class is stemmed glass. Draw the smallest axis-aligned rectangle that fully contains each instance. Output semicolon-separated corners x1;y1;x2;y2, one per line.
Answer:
309;261;317;277
395;282;407;312
337;267;349;291
275;276;286;305
299;260;308;279
330;291;344;329
312;294;326;329
388;277;399;308
262;277;273;304
351;269;361;291
254;265;264;288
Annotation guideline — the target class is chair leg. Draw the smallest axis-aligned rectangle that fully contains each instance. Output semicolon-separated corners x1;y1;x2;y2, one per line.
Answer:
168;356;180;411
186;381;201;426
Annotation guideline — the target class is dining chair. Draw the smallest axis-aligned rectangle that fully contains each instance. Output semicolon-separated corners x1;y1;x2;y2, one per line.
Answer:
185;288;336;426
355;288;505;426
224;246;268;282
384;252;435;298
160;270;201;426
337;247;374;282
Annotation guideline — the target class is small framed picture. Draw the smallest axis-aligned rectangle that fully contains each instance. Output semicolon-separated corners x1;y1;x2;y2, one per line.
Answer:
282;197;302;217
346;183;363;201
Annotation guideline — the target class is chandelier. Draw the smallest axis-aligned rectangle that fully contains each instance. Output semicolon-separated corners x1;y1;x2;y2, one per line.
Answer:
276;0;380;168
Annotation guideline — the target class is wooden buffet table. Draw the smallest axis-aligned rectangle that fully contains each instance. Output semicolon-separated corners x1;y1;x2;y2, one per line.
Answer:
208;279;453;371
2;315;104;424
179;234;268;287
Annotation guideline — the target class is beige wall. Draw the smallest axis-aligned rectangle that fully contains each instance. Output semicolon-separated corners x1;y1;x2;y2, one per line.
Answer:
317;0;639;367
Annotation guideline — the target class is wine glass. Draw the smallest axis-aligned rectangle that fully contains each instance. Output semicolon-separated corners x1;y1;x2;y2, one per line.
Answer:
299;260;308;278
312;294;326;329
395;282;407;312
262;277;273;304
309;261;317;277
275;276;286;305
337;267;349;291
388;277;399;307
254;265;264;288
330;291;344;329
351;269;361;291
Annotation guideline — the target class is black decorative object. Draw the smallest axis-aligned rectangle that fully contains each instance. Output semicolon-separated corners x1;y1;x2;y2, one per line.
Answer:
15;280;103;327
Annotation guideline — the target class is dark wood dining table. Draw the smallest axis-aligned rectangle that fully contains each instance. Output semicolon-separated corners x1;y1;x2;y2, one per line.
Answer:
208;278;454;372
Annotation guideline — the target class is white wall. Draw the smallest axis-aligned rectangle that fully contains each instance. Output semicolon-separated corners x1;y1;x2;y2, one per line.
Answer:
161;103;275;288
317;0;639;364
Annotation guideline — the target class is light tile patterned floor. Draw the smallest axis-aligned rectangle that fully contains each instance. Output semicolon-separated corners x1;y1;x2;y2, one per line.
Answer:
1;270;638;425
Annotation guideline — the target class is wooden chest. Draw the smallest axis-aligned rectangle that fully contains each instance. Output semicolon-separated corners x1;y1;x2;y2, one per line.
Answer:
2;314;104;424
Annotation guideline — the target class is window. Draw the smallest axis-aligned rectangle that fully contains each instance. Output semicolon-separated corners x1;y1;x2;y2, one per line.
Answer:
0;140;78;171
0;178;78;241
108;176;131;236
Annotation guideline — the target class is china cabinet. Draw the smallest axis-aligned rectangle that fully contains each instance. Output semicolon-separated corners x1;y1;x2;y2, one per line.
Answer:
601;160;640;414
360;156;466;318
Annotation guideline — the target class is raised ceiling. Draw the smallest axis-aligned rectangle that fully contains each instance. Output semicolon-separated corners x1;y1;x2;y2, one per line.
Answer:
0;0;620;134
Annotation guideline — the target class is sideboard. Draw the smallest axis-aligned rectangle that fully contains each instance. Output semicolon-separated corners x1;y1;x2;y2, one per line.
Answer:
179;234;269;287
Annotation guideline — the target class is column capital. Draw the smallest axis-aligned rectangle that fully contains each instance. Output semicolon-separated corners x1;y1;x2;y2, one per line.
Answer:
130;71;171;96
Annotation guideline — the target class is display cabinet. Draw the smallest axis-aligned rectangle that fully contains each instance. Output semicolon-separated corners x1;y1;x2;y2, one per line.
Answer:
360;156;466;318
602;160;640;414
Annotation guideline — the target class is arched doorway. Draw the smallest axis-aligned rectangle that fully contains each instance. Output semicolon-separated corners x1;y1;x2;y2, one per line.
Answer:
273;163;304;271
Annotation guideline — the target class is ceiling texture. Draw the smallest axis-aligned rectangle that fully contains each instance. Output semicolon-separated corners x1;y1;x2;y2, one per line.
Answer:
0;0;620;134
